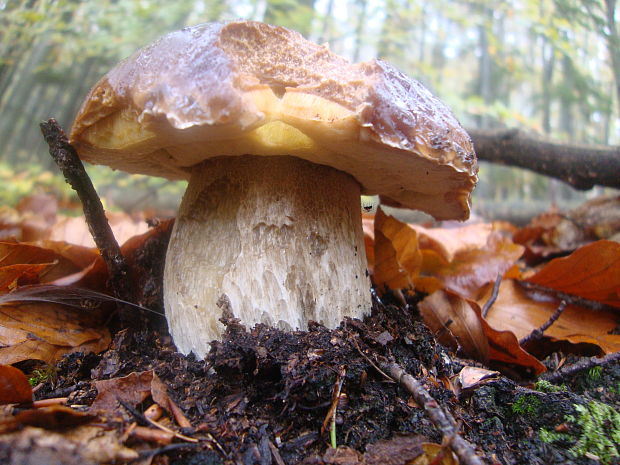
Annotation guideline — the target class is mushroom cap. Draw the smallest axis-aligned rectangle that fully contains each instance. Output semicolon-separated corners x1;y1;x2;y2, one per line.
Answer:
70;21;477;220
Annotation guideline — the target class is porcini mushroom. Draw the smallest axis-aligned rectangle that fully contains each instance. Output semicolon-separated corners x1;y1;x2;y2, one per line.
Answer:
70;21;477;359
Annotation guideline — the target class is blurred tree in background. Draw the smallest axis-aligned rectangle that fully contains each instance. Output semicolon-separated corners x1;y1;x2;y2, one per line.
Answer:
0;0;618;217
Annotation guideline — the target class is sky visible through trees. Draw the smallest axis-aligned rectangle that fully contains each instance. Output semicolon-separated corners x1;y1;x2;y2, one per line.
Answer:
0;0;618;214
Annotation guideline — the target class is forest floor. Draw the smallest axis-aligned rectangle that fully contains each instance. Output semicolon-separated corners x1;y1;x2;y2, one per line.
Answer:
13;270;620;465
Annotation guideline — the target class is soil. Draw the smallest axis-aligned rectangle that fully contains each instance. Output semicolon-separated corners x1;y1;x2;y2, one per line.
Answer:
10;226;620;465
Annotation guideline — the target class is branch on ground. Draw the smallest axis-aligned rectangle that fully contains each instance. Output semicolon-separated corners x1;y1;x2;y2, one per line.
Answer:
468;128;620;190
39;118;133;305
381;360;487;465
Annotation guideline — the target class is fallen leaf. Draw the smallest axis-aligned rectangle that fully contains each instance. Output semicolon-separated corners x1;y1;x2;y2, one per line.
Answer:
479;279;620;354
369;212;523;299
420;290;545;375
0;263;52;292
0;405;96;433
526;240;620;308
0;425;138;465
411;222;497;262
90;369;185;424
419;290;489;359
419;232;524;300
0;365;32;404
0;301;111;364
372;208;421;293
458;366;500;390
0;242;82;283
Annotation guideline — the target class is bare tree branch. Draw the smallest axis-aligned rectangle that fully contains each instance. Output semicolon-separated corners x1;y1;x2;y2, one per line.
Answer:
468;128;620;190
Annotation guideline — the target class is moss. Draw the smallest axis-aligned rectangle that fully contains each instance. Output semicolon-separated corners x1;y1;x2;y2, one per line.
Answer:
540;401;620;465
534;379;566;393
511;394;542;417
28;366;56;387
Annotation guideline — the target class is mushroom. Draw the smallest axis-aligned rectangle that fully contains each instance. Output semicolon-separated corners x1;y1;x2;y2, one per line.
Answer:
70;21;478;359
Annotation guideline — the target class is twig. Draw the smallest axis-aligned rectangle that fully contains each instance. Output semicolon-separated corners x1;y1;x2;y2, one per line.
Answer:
519;300;567;346
138;442;201;459
481;274;502;318
382;360;486;465
32;397;68;408
518;280;617;313
541;351;620;384
39;118;132;304
117;398;198;443
351;336;394;382
267;439;286;465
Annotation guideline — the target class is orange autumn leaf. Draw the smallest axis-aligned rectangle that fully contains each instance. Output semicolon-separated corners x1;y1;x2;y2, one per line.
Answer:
0;364;32;404
419;232;524;300
372;208;421;293
420;290;545;375
0;301;111;364
0;242;83;283
478;279;620;354
419;289;489;359
411;223;498;262
0;263;52;292
526;240;620;308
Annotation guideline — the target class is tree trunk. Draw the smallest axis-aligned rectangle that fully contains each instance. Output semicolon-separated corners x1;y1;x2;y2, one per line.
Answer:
604;0;620;117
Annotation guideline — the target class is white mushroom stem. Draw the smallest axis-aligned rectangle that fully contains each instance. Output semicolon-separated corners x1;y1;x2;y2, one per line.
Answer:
164;155;371;358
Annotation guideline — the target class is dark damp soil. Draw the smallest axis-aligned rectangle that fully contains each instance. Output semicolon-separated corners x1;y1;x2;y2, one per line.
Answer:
31;298;620;465
30;228;620;465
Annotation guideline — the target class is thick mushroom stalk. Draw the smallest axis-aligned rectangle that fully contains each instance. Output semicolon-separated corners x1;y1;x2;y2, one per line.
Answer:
164;155;370;358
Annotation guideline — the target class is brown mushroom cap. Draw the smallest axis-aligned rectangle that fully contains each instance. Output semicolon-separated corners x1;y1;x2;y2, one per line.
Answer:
70;21;477;220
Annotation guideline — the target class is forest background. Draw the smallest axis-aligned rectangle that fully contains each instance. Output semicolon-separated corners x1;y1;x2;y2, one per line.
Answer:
1;0;619;221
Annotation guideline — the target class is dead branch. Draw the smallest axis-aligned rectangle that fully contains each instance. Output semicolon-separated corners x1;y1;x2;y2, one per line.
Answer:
541;351;620;384
381;360;487;465
39;118;132;305
468;128;620;190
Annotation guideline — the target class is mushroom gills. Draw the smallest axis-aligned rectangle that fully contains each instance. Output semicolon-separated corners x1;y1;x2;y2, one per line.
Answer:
163;155;372;358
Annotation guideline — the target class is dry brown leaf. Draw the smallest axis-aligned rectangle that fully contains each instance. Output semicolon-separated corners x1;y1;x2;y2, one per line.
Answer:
526;240;620;308
411;222;498;262
31;240;99;270
419;232;524;300
458;366;500;390
0;337;110;366
0;425;138;465
478;279;620;354
0;242;82;283
90;369;183;423
419;290;489;360
0;365;32;404
0;263;52;292
372;208;421;293
369;212;523;300
420;290;545;375
0;405;96;433
0;302;111;364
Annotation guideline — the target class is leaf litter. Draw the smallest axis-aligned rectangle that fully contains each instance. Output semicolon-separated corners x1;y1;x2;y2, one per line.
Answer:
0;199;618;464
